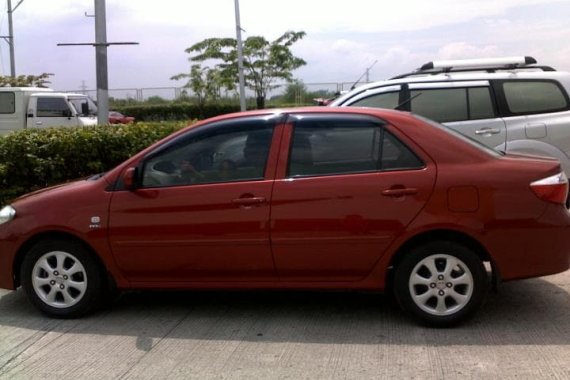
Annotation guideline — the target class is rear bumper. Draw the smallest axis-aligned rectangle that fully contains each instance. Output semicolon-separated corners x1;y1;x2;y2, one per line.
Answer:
488;205;570;281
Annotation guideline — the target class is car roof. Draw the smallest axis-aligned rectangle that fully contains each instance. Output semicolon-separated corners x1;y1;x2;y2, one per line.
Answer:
331;70;570;106
189;106;410;128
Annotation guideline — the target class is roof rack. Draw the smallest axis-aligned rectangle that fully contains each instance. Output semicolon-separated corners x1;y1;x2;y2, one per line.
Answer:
390;56;556;79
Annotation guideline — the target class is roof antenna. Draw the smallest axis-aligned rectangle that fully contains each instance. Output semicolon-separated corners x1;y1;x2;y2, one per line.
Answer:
350;60;378;90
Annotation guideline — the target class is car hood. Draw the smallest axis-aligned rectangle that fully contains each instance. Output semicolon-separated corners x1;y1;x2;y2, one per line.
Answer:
12;174;110;205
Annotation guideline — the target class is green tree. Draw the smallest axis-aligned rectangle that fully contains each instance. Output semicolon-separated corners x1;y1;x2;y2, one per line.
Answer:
171;64;234;107
183;30;306;109
280;79;308;104
0;73;53;87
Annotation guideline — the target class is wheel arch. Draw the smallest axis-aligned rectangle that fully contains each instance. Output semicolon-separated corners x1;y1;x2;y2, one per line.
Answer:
386;229;498;290
12;230;111;289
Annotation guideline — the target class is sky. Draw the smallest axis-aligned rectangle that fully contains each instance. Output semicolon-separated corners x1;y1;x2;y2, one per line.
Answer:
2;0;569;98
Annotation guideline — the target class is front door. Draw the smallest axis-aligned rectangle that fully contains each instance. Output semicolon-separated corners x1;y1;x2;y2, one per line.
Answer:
29;96;77;128
108;116;282;283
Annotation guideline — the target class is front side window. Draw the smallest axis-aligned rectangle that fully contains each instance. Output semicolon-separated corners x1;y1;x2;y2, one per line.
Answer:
287;115;423;177
37;97;71;117
141;119;274;188
0;92;15;114
502;81;569;114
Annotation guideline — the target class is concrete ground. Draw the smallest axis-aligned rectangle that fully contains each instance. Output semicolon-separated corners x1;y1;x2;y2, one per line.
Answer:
0;271;569;380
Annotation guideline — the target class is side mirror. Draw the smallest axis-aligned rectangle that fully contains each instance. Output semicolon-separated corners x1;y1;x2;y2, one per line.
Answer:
81;102;89;116
122;167;138;190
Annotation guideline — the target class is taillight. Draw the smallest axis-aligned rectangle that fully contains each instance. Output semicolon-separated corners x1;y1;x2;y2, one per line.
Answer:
530;172;569;205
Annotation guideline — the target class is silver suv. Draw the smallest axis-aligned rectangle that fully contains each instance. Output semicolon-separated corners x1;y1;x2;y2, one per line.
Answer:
330;57;570;174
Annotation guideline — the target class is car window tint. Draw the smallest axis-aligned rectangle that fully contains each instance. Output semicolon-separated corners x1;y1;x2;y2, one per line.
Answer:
0;92;15;114
37;97;70;117
468;87;495;120
288;119;381;177
141;121;274;188
503;81;568;114
410;88;468;123
349;91;399;109
381;130;424;170
288;117;423;177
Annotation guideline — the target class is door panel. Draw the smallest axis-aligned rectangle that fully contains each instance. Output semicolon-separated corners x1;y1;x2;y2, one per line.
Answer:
108;116;283;283
444;118;507;151
108;181;276;282
270;169;435;281
269;114;436;281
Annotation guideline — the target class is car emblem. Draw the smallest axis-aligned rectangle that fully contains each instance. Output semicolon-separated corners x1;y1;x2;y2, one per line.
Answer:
89;216;101;229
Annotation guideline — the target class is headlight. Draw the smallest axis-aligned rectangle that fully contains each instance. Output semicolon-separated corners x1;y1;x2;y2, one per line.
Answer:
0;205;16;225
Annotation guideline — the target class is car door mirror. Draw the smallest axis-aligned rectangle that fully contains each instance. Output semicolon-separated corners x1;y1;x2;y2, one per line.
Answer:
122;167;138;190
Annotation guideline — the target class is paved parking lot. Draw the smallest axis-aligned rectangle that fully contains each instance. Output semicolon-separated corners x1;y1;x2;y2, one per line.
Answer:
0;271;569;379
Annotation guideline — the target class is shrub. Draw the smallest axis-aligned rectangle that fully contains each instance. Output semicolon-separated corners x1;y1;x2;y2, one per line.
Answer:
114;103;241;121
0;121;191;204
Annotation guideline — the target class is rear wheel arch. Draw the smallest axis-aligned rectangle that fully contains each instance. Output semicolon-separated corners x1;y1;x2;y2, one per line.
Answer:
386;229;497;291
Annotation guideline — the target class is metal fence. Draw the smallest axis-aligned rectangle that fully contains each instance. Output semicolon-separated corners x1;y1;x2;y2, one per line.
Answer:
64;81;367;105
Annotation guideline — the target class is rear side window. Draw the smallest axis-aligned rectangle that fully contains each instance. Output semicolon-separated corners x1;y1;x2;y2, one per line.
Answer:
502;81;569;114
349;92;400;109
288;116;423;177
0;92;15;114
37;97;71;117
410;87;495;123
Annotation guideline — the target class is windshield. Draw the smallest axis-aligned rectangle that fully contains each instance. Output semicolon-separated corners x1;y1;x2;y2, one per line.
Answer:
414;115;503;157
69;96;98;117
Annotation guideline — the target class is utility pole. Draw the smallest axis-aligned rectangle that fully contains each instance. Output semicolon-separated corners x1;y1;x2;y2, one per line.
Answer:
234;0;246;111
94;0;108;124
1;0;24;77
58;0;137;124
80;80;88;94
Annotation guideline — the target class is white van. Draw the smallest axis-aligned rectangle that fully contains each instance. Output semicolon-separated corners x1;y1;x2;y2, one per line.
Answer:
0;87;98;135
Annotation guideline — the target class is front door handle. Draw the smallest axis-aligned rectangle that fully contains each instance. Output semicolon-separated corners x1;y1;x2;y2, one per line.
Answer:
35;121;43;126
232;196;267;207
475;128;501;135
381;188;417;197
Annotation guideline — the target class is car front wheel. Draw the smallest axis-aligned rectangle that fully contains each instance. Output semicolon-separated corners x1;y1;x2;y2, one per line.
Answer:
21;239;105;318
394;241;488;326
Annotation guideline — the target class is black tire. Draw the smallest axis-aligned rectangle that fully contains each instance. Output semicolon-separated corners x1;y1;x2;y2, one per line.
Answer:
393;240;488;327
20;239;106;318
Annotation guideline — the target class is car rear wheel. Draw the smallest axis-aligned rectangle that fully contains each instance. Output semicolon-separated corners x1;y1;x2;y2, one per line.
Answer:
394;241;488;326
21;239;105;318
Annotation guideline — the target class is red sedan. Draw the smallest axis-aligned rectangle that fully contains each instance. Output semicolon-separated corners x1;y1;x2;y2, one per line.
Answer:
0;107;569;326
108;111;135;124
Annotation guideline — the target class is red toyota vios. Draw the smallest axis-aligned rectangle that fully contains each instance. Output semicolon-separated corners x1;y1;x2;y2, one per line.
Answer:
0;107;569;326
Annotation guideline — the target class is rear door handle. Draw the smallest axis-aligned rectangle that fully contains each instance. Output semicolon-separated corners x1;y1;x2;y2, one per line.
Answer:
232;196;267;206
381;188;417;197
475;128;501;135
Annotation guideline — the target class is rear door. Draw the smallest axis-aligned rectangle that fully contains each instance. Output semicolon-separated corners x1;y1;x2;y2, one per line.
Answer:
269;114;436;281
408;81;507;151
